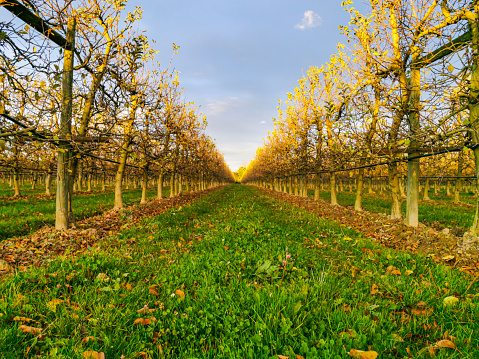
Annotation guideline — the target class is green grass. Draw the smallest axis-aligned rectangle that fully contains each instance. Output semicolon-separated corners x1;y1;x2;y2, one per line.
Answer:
0;187;171;240
307;189;475;232
0;181;50;198
0;184;477;358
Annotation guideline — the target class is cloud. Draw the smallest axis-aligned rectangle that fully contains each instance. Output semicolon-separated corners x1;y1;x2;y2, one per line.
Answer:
260;121;266;124
295;10;322;30
205;97;241;116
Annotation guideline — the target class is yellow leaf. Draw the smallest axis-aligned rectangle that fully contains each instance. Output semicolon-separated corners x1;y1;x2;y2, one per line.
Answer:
348;349;378;359
277;355;289;359
443;296;459;307
175;289;185;298
447;64;454;72
386;265;401;275
13;316;33;323
83;351;105;359
434;339;456;349
47;298;63;312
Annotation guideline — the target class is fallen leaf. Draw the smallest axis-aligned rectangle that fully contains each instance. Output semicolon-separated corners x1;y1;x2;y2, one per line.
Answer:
443;296;459;307
135;352;150;359
391;333;404;342
386;266;401;275
175;289;185;298
18;325;42;336
0;259;10;271
442;255;455;262
121;283;132;291
348;349;378;359
434;339;456;349
149;285;160;296
81;336;95;344
370;284;379;295
276;355;289;359
411;306;433;317
134;317;157;325
46;298;63;312
83;351;105;359
13;316;33;323
137;305;153;314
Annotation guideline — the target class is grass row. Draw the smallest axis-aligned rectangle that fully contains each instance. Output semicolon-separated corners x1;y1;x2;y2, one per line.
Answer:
306;189;475;233
0;186;171;240
0;184;477;358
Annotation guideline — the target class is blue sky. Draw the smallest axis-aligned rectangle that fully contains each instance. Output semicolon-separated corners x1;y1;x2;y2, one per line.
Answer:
131;1;369;171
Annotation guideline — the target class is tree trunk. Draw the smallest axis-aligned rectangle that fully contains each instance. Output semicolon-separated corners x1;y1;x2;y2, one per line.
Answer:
157;172;164;199
314;173;320;200
114;151;127;210
355;168;365;211
388;163;402;219
13;167;20;197
178;174;183;195
170;173;175;197
423;178;430;201
55;16;75;230
87;172;92;192
31;173;37;190
45;172;52;195
102;172;106;191
405;158;420;227
141;166;148;204
330;172;338;206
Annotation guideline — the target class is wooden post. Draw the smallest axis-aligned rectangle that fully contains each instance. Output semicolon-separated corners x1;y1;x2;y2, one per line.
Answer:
55;16;75;230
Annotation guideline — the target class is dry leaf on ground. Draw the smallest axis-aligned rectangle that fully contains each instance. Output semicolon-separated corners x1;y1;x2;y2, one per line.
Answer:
18;325;42;336
348;349;379;359
83;351;105;359
149;285;160;296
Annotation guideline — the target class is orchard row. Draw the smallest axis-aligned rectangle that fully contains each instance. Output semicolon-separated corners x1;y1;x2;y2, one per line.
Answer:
243;1;479;236
1;0;234;229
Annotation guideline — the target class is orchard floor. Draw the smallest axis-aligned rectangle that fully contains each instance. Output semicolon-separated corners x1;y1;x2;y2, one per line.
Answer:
0;184;478;358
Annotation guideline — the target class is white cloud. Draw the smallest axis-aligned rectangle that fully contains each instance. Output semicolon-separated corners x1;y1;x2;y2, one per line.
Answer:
260;121;266;124
295;10;322;30
205;97;241;116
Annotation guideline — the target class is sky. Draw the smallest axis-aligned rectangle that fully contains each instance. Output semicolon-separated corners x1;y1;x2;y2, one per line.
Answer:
128;0;371;172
